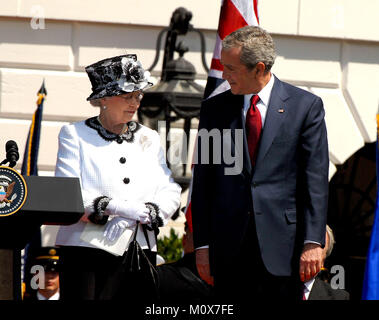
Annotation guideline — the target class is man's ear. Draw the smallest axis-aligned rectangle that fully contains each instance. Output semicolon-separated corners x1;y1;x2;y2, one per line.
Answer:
255;62;266;77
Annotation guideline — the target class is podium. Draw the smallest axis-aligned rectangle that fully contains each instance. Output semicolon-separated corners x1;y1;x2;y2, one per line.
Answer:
0;176;84;300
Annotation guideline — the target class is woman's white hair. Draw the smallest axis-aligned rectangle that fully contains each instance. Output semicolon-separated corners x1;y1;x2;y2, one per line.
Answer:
89;98;103;107
325;225;336;258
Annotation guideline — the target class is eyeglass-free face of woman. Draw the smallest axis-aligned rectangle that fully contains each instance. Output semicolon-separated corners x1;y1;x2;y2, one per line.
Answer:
98;91;144;134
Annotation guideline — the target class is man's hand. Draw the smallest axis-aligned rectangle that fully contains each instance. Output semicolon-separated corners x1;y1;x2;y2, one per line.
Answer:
299;243;323;282
195;248;214;286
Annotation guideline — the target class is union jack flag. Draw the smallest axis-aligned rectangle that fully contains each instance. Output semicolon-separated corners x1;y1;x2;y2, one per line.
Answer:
185;0;259;231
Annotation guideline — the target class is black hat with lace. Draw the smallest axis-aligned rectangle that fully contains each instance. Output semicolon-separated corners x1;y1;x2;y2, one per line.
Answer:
85;54;152;101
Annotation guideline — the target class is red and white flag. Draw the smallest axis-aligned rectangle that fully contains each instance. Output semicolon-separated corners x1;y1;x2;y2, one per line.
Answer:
185;0;259;231
204;0;259;99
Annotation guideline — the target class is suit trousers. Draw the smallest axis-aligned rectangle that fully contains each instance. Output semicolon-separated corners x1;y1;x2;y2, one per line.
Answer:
213;215;302;301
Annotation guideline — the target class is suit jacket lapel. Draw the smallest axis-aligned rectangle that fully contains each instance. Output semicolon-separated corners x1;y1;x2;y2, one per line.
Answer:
255;76;289;169
225;92;252;178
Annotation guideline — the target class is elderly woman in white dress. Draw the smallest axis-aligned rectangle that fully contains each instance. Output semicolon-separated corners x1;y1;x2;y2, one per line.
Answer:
54;54;181;300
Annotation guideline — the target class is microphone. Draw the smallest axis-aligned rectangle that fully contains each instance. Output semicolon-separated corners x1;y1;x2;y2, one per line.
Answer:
5;140;19;168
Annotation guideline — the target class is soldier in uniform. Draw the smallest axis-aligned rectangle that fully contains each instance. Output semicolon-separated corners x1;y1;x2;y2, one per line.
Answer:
23;247;60;301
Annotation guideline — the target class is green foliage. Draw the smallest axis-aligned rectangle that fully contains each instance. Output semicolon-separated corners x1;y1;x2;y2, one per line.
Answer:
157;228;183;263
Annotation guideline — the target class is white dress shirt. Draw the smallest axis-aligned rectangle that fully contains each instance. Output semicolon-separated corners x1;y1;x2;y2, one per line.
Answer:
37;291;60;300
55;118;181;251
303;278;316;300
243;72;275;126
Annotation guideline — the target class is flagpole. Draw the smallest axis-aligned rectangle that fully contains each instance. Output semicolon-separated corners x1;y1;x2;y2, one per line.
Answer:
21;80;46;300
21;80;46;177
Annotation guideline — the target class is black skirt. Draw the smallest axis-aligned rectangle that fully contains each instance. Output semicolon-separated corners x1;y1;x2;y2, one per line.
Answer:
59;246;157;301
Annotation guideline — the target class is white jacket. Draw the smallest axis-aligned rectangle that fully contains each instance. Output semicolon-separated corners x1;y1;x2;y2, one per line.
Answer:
54;117;181;251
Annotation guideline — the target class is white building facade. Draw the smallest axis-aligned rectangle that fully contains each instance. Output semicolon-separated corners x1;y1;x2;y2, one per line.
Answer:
1;0;378;241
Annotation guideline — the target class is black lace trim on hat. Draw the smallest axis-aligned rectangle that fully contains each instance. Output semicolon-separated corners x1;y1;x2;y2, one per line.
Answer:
88;196;110;225
145;202;163;234
85;117;140;143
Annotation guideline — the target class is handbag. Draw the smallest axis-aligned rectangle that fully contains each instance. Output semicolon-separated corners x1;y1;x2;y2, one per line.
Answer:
99;222;159;300
123;222;159;296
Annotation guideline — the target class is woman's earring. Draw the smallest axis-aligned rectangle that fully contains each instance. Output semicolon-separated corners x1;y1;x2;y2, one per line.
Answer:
102;105;107;110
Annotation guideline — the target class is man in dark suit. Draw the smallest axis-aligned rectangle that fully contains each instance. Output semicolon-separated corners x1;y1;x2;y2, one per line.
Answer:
306;226;350;300
157;222;212;302
308;276;349;300
191;26;329;301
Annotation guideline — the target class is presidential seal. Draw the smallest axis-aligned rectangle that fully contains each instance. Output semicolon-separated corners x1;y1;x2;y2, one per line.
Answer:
0;166;27;217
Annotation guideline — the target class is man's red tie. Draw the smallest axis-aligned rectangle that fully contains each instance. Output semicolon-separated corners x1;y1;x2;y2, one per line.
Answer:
246;95;262;167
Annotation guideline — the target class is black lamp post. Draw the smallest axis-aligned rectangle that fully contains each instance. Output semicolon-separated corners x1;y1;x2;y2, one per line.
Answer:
138;7;209;191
